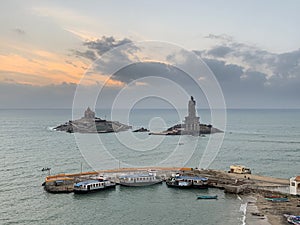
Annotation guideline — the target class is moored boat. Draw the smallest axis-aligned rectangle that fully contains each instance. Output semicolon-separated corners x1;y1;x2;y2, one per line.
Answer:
74;179;116;194
197;195;218;200
166;180;193;188
284;214;300;225
118;174;162;187
166;176;208;189
265;197;289;202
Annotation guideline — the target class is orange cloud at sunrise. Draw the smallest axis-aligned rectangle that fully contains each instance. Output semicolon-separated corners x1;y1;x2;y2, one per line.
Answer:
0;51;87;85
0;45;128;88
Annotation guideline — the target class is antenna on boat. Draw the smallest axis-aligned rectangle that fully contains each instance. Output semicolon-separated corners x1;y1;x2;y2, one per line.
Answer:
80;162;83;174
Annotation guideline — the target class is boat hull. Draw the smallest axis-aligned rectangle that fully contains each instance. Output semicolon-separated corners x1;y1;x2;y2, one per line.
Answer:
74;184;115;194
265;197;289;202
166;182;193;189
191;184;209;189
119;180;162;187
166;182;208;189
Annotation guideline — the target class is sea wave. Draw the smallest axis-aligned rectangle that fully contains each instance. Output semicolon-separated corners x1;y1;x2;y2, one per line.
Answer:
47;126;56;131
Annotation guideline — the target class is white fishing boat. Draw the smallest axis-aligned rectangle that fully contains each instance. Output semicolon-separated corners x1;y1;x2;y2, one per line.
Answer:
118;174;162;187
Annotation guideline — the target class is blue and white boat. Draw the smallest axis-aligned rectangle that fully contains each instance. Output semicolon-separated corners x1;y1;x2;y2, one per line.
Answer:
166;176;208;189
118;174;162;187
284;214;300;225
265;197;289;202
74;179;116;194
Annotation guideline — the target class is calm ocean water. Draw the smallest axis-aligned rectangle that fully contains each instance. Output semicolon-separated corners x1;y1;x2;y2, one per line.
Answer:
0;109;299;224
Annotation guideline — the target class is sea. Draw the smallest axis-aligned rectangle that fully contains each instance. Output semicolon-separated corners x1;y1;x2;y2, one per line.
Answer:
0;108;299;225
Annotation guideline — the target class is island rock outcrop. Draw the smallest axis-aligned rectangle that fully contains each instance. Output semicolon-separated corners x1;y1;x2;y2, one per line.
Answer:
54;107;132;133
149;97;223;136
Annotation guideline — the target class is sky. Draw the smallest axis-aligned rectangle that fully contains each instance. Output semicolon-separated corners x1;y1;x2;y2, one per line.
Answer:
1;0;300;108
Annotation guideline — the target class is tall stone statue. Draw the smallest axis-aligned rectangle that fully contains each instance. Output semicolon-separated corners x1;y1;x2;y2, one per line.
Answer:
188;96;196;117
184;96;200;134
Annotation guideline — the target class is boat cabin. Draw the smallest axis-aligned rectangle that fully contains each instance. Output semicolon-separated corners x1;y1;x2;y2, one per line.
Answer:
229;165;251;174
119;174;157;183
290;176;300;195
75;180;103;189
74;180;115;193
175;176;208;185
166;175;208;188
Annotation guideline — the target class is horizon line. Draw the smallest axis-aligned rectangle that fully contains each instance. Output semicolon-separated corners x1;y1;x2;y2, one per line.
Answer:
0;107;300;110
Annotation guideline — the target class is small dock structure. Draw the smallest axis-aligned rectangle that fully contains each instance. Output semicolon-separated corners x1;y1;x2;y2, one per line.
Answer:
290;176;300;195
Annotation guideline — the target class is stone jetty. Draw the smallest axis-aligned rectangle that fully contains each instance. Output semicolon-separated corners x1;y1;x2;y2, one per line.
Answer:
43;167;289;195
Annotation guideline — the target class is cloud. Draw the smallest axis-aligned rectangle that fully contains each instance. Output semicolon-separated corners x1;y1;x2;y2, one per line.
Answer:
13;28;26;35
275;50;300;79
74;36;139;81
0;81;128;109
75;36;134;61
111;61;195;86
200;34;300;84
84;36;133;56
65;60;78;68
195;41;300;107
74;50;97;61
0;52;87;85
40;34;300;108
204;34;233;42
207;46;232;58
0;82;77;108
203;58;244;83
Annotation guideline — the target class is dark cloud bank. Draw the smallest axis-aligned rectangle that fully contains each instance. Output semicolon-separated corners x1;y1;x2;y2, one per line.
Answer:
1;35;300;108
0;82;77;108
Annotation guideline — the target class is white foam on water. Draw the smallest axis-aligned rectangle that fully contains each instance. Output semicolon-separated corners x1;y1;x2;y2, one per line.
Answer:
47;126;56;131
237;195;247;225
237;195;242;201
239;203;247;225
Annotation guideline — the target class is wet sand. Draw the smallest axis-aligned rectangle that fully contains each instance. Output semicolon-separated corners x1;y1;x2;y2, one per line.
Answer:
245;193;300;225
257;193;300;225
244;195;271;225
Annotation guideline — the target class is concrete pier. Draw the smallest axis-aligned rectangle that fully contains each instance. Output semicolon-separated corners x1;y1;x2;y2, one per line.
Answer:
43;167;290;194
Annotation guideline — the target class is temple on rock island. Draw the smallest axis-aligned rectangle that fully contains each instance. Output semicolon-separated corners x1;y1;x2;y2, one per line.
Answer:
83;107;95;119
54;107;131;133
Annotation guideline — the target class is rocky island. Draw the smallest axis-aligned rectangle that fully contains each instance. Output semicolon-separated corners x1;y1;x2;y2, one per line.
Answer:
149;96;223;135
133;127;149;132
54;107;132;133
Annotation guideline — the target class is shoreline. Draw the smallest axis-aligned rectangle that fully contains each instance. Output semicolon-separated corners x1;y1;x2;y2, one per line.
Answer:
244;193;300;225
243;195;271;225
43;167;299;224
